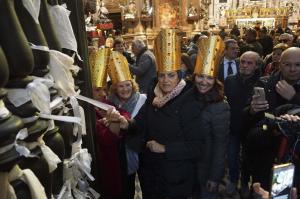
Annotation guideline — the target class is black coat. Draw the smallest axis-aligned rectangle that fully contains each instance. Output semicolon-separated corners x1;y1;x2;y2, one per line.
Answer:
128;83;207;199
196;98;230;185
258;35;274;58
224;70;261;137
243;72;300;190
244;72;300;127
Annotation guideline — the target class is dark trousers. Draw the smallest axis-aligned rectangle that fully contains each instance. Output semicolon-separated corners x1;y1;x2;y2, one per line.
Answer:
228;134;241;184
139;165;164;199
124;173;136;199
139;166;191;199
192;185;220;199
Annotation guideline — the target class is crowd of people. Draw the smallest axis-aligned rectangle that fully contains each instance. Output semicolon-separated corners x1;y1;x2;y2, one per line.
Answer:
90;26;300;199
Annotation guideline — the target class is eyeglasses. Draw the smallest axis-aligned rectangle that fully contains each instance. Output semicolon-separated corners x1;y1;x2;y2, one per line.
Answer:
279;39;288;43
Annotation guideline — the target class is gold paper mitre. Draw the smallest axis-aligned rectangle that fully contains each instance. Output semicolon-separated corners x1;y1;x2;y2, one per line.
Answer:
154;29;181;72
108;51;132;84
89;47;110;88
194;36;225;77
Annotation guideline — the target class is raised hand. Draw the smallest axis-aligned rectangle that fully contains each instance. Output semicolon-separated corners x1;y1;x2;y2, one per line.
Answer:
250;94;269;114
276;80;296;101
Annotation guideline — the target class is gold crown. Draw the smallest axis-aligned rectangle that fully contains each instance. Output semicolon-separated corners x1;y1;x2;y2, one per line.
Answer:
108;51;132;84
154;29;181;72
89;48;110;88
194;36;225;77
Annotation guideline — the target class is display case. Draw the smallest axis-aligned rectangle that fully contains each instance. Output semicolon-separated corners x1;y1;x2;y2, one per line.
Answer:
236;17;275;29
225;6;288;29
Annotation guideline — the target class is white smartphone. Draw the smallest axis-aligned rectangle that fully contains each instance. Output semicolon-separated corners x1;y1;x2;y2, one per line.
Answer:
271;163;295;199
254;87;266;101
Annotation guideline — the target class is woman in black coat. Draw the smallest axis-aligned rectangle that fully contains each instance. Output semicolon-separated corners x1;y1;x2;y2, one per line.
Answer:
104;29;207;199
192;36;230;199
106;71;206;199
193;73;230;199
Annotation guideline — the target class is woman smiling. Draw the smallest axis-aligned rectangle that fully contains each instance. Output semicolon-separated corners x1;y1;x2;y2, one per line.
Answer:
193;36;230;199
104;29;207;199
96;51;146;199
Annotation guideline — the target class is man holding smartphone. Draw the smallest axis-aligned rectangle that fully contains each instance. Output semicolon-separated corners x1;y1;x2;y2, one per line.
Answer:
250;47;300;114
244;47;300;193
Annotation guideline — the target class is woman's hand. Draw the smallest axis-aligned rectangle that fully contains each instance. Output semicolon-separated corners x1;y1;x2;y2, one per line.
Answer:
146;140;166;153
99;117;109;127
106;108;122;123
119;115;129;129
253;183;297;199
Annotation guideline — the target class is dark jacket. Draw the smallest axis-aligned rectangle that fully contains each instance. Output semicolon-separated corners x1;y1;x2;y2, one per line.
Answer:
239;40;264;57
244;72;300;128
258;35;273;58
187;42;198;68
217;57;240;82
243;72;300;190
129;48;157;93
128;82;207;199
224;70;261;136
196;98;230;185
123;51;135;65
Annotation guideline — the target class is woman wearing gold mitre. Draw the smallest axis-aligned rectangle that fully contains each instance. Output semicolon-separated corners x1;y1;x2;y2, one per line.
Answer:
89;47;110;101
95;50;147;199
102;29;207;199
192;36;230;199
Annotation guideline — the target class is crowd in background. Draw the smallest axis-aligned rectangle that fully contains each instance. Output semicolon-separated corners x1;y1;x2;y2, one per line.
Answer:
91;26;300;199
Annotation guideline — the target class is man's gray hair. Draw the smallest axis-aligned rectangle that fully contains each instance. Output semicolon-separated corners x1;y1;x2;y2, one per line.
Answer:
132;39;146;49
279;33;293;41
241;51;262;67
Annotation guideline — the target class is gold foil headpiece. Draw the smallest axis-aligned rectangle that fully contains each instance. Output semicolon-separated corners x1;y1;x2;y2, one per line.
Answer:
154;29;181;72
194;36;225;77
89;47;110;88
108;51;132;84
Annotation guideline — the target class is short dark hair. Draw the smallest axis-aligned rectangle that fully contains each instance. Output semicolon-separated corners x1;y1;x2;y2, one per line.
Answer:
181;53;194;74
247;28;257;38
192;34;201;43
260;27;268;34
113;38;123;48
224;39;238;49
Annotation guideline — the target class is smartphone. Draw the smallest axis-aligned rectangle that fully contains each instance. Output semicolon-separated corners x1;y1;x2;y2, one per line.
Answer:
254;87;266;101
271;163;295;199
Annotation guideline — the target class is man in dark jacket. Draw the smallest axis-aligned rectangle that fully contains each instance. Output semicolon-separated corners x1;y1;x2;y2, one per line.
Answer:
244;47;300;191
129;39;157;93
113;38;135;64
230;25;240;37
224;51;261;197
258;27;273;58
240;28;263;57
218;39;240;82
